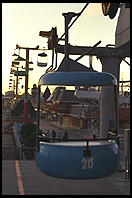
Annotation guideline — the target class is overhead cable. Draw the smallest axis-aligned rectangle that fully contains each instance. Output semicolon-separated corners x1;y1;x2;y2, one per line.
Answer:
57;3;89;43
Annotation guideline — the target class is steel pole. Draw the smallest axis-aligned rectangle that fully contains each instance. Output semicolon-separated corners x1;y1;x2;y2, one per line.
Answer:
25;49;29;95
24;49;29;123
63;13;69;71
16;67;18;99
36;85;41;153
99;56;123;138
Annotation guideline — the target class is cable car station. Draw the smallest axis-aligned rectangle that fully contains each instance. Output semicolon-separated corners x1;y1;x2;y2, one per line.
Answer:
2;3;130;195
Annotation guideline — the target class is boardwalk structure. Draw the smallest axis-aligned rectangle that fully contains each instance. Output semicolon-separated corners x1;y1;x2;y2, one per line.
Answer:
2;3;130;195
2;119;130;195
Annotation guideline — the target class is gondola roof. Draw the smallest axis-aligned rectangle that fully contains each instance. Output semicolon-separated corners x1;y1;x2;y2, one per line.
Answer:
38;71;117;86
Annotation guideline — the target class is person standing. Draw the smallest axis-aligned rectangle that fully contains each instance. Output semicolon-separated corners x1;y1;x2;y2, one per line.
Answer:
57;131;62;142
51;129;56;141
63;130;68;140
45;129;50;139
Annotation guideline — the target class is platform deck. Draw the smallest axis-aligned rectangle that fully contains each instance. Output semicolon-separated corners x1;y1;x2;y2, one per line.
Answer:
2;160;130;195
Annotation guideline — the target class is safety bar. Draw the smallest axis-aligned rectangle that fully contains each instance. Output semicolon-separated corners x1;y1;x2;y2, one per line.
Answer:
37;135;119;142
37;135;119;156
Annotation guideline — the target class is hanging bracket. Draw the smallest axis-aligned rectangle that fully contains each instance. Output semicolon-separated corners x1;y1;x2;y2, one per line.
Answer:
83;140;91;156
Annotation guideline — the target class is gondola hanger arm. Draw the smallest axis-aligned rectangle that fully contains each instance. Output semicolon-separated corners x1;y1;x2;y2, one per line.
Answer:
75;40;102;62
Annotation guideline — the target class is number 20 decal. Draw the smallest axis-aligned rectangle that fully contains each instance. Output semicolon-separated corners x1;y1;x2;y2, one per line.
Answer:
81;157;94;170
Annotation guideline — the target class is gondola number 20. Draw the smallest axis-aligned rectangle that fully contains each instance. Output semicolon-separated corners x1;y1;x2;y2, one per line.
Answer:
81;157;94;170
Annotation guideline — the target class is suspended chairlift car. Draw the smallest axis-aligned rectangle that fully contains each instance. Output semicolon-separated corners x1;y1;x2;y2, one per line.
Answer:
37;52;47;67
35;71;120;179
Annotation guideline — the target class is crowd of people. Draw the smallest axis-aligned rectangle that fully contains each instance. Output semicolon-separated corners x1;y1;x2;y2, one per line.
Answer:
44;129;68;141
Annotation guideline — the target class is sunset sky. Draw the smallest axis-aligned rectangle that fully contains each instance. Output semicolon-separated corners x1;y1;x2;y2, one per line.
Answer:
2;3;130;94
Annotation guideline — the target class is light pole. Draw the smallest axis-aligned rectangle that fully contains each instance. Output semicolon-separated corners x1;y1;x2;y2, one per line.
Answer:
11;60;23;99
16;67;19;98
15;44;47;124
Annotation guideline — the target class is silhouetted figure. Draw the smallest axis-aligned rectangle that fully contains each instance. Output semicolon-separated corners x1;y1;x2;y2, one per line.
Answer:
45;129;50;139
63;130;68;140
51;130;56;140
57;131;62;142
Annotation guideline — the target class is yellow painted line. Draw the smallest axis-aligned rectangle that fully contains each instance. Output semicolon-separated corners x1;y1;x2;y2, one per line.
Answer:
15;160;25;195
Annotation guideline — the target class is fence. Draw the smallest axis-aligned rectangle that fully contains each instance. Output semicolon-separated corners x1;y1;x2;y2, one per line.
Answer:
124;129;130;179
19;146;36;160
2;146;19;160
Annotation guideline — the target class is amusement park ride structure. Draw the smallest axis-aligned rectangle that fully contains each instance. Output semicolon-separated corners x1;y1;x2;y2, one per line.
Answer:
35;4;129;179
13;45;48;123
8;3;129;180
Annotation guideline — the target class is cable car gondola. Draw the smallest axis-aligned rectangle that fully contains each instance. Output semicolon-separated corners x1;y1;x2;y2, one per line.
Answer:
35;71;120;179
37;52;48;67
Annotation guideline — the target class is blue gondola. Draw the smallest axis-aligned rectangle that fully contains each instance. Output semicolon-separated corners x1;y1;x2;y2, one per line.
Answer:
35;71;120;179
36;140;119;179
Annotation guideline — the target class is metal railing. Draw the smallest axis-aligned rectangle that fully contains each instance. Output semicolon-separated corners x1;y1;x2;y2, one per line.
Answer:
124;129;130;179
19;146;36;160
2;146;19;160
37;134;119;157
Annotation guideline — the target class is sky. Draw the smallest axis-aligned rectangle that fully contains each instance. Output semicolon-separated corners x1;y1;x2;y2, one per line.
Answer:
2;3;130;94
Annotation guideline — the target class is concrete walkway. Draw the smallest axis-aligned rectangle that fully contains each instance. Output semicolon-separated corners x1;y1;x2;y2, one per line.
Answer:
2;118;130;195
2;160;130;195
